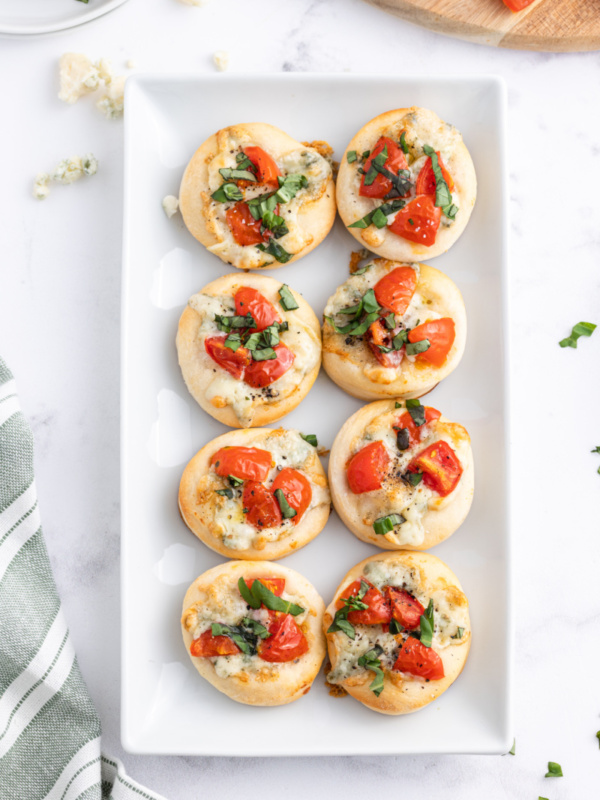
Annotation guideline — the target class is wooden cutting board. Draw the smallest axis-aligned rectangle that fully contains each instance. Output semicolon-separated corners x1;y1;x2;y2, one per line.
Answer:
361;0;600;51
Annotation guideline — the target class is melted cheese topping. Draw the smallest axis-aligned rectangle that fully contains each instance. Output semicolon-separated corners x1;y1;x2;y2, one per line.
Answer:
203;129;332;269
189;291;320;427
183;573;310;677
327;560;469;685
344;405;469;547
194;429;330;551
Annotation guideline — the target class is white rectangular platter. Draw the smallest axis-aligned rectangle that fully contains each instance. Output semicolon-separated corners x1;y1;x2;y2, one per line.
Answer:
121;74;511;756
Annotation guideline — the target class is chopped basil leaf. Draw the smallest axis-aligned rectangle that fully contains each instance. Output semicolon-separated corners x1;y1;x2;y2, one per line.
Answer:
250;578;304;615
348;213;372;230
508;739;516;755
362;289;381;315
419;599;434;648
357;646;385;697
422;144;457;220
327;581;370;638
395;401;402;408
238;577;261;609
406;470;423;486
328;617;356;639
383;313;396;330
559;321;597;348
347;150;357;163
347;199;405;230
215;488;234;499
361;150;371;160
545;762;563;778
219;167;257;183
256;239;292;263
354;263;373;275
405;398;425;426
228;475;244;487
363;145;388;186
251;347;277;361
274;173;308;204
278;284;299;311
215;313;254;332
224;333;242;352
396;428;410;451
211;182;244;203
392;329;408;350
274;488;297;519
262;210;289;238
399;131;409;154
389;618;402;635
372;162;412;196
371;207;388;229
211;618;271;656
405;338;431;356
373;513;405;535
300;433;318;447
235;153;255;171
596;730;600;748
452;627;465;639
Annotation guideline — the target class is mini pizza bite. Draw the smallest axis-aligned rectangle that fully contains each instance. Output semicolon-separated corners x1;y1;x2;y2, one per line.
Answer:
177;273;321;428
179;123;336;269
181;561;326;706
322;259;466;401
324;551;471;714
337;107;477;261
179;427;330;559
328;398;473;550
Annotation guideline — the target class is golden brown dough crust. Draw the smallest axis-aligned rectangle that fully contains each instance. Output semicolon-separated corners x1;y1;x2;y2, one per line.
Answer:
179;122;336;270
176;273;322;428
182;560;326;706
179;427;331;560
322;259;466;401
323;551;471;715
336;107;477;261
328;400;473;550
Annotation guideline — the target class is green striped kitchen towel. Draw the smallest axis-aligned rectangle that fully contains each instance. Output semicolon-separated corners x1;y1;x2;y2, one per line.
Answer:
0;358;166;800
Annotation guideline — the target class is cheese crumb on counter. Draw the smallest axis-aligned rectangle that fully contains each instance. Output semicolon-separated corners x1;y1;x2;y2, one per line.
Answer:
213;51;229;72
162;196;180;218
58;53;126;119
33;154;98;200
126;59;138;70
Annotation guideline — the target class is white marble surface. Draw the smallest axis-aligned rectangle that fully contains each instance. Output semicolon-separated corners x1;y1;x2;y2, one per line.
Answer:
1;0;600;796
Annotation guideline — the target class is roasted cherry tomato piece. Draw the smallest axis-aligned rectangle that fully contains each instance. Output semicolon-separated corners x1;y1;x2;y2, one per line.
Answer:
384;587;425;630
243;481;283;529
397;407;441;447
190;629;240;658
210;446;272;482
393;636;444;680
244;146;281;188
234;287;281;332
336;580;392;626
271;468;312;525
257;613;309;663
388;195;441;247
366;318;404;369
225;201;270;247
347;441;390;494
243;577;285;597
408;318;455;367
373;267;417;315
408;440;463;497
359;136;409;199
415;152;454;196
243;343;295;389
204;335;251;380
502;0;535;10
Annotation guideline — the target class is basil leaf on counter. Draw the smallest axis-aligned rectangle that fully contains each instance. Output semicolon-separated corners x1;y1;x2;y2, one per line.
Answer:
559;321;596;348
300;433;318;447
373;513;405;535
508;739;516;756
406;398;425;426
274;488;297;520
545;762;563;778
